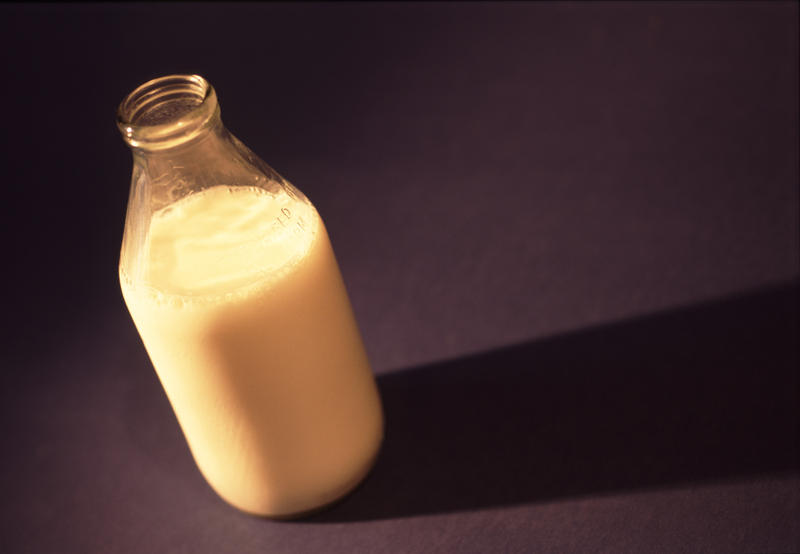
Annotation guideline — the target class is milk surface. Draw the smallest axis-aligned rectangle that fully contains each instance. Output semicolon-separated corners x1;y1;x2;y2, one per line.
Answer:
120;185;383;516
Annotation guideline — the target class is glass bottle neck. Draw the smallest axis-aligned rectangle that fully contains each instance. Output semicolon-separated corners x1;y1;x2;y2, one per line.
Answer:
117;74;220;152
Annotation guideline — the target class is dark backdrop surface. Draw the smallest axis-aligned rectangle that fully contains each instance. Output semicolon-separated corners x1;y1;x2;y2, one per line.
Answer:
1;3;798;552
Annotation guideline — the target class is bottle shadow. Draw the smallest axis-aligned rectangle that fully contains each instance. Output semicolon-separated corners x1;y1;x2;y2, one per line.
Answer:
309;283;799;522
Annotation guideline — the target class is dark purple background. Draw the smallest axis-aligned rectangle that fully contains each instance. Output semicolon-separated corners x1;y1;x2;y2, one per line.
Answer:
1;3;798;552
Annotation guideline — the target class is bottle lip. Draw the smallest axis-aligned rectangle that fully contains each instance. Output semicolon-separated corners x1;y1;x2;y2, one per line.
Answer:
117;74;219;151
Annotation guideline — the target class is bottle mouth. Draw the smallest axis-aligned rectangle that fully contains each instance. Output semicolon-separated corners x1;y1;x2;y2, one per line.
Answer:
117;74;218;150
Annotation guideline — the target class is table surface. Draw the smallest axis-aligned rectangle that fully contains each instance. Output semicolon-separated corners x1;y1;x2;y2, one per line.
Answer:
1;3;798;552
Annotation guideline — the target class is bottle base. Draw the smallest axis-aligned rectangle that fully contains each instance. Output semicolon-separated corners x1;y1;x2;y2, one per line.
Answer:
212;437;383;520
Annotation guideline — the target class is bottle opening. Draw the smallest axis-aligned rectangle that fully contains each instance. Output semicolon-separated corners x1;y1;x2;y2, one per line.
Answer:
117;74;218;150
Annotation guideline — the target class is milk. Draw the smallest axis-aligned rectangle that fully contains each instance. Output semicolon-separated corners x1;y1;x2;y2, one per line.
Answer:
120;185;383;517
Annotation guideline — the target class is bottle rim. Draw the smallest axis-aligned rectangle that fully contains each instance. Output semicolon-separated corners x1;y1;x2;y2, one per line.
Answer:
117;74;218;151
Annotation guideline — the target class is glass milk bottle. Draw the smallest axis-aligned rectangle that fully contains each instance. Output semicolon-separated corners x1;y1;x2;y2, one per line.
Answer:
116;75;383;517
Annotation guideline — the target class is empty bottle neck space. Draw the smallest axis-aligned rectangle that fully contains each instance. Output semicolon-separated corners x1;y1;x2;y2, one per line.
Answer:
118;75;220;151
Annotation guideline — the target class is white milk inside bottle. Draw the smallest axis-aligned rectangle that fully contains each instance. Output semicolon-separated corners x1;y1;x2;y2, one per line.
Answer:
120;185;383;517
